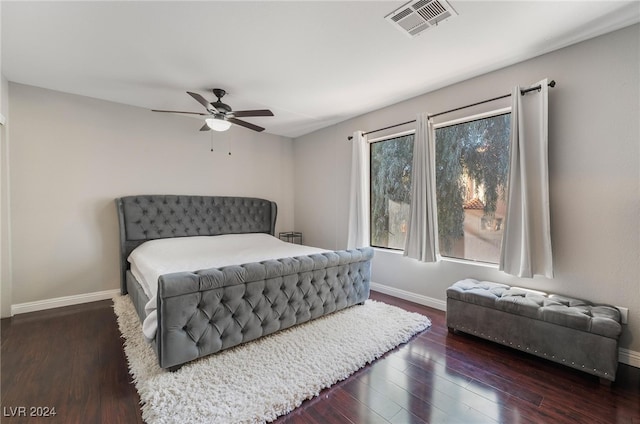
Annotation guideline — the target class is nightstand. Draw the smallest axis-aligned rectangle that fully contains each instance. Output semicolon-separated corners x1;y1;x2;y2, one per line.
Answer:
279;231;303;244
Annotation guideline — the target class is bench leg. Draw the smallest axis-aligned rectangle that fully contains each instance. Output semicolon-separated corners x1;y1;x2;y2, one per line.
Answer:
599;377;612;387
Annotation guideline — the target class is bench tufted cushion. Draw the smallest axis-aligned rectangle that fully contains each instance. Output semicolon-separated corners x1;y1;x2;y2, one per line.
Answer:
447;278;622;338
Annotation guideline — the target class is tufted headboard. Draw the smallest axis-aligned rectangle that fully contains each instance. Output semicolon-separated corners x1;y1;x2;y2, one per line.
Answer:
115;195;277;294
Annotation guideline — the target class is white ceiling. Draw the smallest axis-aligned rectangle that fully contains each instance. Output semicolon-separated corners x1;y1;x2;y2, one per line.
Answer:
3;1;639;138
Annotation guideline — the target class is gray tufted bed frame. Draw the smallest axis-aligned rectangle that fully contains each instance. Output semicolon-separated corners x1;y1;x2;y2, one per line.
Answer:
116;195;373;370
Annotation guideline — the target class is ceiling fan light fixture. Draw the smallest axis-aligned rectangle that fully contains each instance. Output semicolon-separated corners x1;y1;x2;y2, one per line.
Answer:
153;89;272;133
205;117;232;132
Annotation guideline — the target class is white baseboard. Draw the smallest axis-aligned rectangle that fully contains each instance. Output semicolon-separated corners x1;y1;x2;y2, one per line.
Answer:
619;348;640;368
370;282;446;311
370;281;640;369
11;289;120;316
10;283;640;370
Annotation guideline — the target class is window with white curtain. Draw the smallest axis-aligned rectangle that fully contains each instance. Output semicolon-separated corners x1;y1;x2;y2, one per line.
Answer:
369;108;511;264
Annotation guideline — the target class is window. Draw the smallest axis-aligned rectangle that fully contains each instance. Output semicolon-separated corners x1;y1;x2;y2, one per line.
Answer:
435;111;511;263
369;133;414;250
368;109;511;264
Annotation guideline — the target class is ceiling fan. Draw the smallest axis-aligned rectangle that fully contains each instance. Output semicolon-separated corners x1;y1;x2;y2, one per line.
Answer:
152;88;274;132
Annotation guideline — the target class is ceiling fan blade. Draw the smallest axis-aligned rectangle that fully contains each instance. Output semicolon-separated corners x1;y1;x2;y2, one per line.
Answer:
199;123;211;132
232;109;274;118
151;109;208;115
187;91;217;113
227;118;265;132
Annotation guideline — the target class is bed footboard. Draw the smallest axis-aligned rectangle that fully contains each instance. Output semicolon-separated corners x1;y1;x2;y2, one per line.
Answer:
155;247;374;369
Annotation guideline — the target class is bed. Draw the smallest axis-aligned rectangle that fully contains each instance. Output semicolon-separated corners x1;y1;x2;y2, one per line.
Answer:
116;195;374;370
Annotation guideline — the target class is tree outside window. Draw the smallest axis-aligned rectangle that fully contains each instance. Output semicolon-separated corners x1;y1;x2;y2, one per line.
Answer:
369;111;511;264
435;112;511;263
370;134;414;249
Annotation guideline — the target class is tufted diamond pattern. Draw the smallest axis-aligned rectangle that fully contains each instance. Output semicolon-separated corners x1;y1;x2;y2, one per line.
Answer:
155;247;374;369
447;279;622;338
115;195;277;295
121;195;275;240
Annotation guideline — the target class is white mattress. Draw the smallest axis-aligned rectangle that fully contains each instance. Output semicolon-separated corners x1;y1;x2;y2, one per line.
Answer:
127;233;329;340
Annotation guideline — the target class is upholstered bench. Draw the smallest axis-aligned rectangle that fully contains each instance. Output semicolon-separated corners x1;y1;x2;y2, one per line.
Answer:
446;279;622;382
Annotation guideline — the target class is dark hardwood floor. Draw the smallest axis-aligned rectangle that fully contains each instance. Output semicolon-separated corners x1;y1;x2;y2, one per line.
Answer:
2;291;639;423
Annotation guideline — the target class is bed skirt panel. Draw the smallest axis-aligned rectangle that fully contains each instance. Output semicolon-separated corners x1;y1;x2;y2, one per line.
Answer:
126;271;150;323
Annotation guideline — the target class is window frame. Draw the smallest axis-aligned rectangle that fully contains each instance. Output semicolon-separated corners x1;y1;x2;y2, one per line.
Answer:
433;106;512;266
433;107;511;131
365;106;512;266
368;129;415;252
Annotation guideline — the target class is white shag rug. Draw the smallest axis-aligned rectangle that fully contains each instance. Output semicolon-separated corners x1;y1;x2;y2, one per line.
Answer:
113;295;431;424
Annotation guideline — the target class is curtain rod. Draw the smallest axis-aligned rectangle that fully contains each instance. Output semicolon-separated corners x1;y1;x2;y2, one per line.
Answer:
347;80;556;140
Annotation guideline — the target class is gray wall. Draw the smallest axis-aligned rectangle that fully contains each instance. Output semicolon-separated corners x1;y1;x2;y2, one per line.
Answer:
0;1;9;318
6;83;294;306
293;25;640;354
0;70;9;318
0;75;9;318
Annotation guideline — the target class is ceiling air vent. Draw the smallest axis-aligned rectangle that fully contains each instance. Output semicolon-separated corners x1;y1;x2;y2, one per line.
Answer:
385;0;458;38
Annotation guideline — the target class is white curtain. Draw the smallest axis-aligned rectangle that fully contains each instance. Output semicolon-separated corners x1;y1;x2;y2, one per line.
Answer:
403;112;438;262
347;131;370;249
499;79;554;278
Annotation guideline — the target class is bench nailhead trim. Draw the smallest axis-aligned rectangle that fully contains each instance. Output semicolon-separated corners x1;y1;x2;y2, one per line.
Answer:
449;324;611;377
